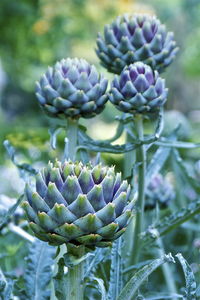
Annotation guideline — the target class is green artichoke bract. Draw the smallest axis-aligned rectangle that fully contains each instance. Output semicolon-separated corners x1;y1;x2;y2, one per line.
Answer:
23;160;134;247
96;14;178;74
109;62;168;115
145;174;175;210
35;58;108;119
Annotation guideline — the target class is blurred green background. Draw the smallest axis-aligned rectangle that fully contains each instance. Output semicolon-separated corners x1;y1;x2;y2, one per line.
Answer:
1;1;200;289
1;0;200;196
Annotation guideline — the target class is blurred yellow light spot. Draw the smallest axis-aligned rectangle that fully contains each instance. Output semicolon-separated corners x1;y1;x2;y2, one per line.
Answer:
118;2;154;15
32;19;50;35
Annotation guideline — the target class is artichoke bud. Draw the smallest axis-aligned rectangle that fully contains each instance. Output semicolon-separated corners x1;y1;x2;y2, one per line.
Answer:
96;13;178;74
145;174;175;210
109;62;168;115
36;58;108;119
23;160;134;248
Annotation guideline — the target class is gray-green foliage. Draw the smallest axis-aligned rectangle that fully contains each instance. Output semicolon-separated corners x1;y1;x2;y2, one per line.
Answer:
1;7;200;300
176;254;197;300
117;254;175;300
23;240;55;300
0;269;14;300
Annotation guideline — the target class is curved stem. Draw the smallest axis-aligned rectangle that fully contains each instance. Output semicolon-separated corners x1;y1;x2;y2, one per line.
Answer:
131;115;146;265
122;125;136;262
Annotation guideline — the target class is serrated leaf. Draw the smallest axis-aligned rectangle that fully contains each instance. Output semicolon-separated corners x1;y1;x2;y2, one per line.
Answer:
0;194;24;227
24;240;55;300
3;279;14;300
85;248;110;278
146;128;179;185
0;268;7;293
85;276;107;300
176;253;197;300
172;149;200;193
117;254;175;300
3;140;37;177
142;198;200;246
123;259;155;274
107;238;123;300
146;146;171;186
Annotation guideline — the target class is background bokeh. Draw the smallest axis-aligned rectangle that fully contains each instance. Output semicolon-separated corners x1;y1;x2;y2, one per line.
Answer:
0;0;200;196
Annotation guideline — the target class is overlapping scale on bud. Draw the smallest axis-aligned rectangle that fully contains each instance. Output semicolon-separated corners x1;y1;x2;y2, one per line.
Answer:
35;58;108;119
109;62;168;114
145;174;175;210
22;160;134;248
96;14;178;74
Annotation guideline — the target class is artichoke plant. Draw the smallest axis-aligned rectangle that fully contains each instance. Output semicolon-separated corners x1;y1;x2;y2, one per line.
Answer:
35;58;108;119
145;174;175;210
96;14;178;74
109;62;168;114
23;160;134;248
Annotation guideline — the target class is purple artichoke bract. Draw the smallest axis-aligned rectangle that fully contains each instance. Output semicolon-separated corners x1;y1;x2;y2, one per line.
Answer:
35;58;108;119
109;62;168;114
22;160;134;248
145;174;175;210
96;14;178;74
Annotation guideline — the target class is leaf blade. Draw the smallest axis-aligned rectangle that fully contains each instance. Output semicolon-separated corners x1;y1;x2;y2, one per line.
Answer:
176;253;197;300
117;254;175;300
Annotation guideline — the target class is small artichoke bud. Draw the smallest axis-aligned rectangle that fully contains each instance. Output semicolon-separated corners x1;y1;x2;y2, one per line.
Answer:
109;62;168;115
163;110;192;139
145;174;175;210
36;58;108;119
23;160;134;248
96;14;178;74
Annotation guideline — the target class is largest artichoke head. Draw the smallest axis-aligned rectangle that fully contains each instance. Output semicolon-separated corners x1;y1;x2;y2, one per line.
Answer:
23;160;134;248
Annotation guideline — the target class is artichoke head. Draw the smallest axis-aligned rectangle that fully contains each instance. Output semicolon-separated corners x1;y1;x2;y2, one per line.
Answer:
96;13;178;74
145;174;175;210
35;58;108;119
23;160;134;248
109;62;168;115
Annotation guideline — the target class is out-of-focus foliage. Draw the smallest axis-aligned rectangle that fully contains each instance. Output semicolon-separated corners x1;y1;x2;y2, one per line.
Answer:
0;0;144;92
1;1;200;298
1;0;200;166
140;0;200;112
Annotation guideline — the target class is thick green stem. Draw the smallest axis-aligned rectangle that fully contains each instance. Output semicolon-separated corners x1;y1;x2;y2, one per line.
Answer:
122;126;136;261
51;118;79;299
66;260;85;300
156;238;178;298
66;118;79;161
132;115;146;264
